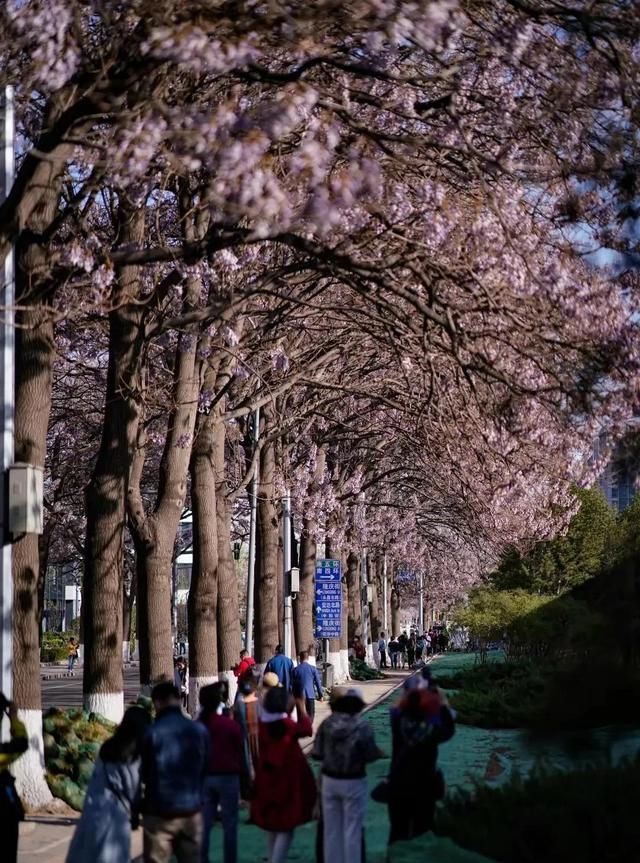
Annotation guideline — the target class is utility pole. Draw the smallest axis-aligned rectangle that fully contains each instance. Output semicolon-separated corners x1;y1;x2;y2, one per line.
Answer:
0;85;14;718
282;490;292;658
245;407;260;655
382;552;388;632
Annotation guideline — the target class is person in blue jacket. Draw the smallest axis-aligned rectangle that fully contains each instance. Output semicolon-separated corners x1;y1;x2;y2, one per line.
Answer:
264;644;294;692
291;651;324;721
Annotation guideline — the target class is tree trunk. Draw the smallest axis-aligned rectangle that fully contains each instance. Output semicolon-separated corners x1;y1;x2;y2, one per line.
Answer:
391;584;401;636
294;521;316;657
11;174;61;806
83;205;146;721
255;423;279;662
370;555;382;642
188;412;219;714
215;420;241;703
339;552;350;681
346;551;361;644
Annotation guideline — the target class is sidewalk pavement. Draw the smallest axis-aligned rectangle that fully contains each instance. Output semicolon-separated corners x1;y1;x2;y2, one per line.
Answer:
18;668;409;863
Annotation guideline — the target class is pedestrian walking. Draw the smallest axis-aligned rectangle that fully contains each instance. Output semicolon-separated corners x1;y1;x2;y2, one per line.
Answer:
174;658;188;710
387;671;455;844
415;636;424;663
377;633;388;669
291;651;324;722
407;635;416;668
233;669;261;797
66;706;150;863
251;687;316;863
264;644;295;691
233;649;256;683
67;637;79;672
312;687;384;863
0;693;27;863
389;636;399;669
397;633;408;669
141;681;209;863
199;683;243;863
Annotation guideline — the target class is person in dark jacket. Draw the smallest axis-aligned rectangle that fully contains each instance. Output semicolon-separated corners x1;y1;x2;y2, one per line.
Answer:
199;683;243;863
312;687;383;863
264;645;294;692
0;693;28;863
387;671;455;844
291;652;323;721
142;682;209;863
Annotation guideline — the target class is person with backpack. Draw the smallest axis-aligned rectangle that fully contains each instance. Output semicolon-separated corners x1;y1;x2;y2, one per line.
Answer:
377;633;388;669
312;687;384;863
66;706;150;863
387;670;455;844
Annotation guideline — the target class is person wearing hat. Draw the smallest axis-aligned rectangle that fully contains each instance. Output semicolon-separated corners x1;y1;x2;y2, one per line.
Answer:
251;687;316;862
387;670;455;844
312;686;384;863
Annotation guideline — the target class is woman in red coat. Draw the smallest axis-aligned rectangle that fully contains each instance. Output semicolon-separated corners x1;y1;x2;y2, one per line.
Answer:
251;687;316;863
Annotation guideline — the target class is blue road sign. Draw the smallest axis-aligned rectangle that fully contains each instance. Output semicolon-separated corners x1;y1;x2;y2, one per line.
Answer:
315;558;342;638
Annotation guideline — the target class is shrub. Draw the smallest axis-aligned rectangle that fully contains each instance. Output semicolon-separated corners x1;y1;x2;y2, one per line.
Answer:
438;657;640;729
349;657;385;681
40;646;69;663
436;758;640;863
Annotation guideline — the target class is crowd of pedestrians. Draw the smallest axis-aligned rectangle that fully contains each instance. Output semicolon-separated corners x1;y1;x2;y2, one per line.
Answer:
377;627;449;669
4;637;454;863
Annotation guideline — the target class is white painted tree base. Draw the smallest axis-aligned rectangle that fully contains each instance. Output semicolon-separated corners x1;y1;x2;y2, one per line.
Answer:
365;644;375;666
188;675;217;717
371;644;380;668
218;670;238;707
84;691;124;723
327;650;350;684
122;641;130;663
340;649;351;682
12;709;53;809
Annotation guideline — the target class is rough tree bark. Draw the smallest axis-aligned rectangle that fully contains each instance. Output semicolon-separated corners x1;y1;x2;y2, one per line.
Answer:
13;280;54;807
391;583;401;636
188;399;220;714
12;247;56;807
83;205;145;721
370;555;382;642
129;193;206;688
254;408;279;662
215;419;241;703
346;551;361;644
294;520;316;657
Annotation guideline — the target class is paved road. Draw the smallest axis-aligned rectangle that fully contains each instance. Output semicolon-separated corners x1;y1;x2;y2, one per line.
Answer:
41;666;143;711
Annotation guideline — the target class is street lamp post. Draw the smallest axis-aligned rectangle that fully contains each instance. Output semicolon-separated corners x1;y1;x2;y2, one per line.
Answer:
0;85;14;721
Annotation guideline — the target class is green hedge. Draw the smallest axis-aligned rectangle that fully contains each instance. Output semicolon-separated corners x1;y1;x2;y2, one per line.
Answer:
438;658;640;729
40;646;69;663
436;758;640;863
